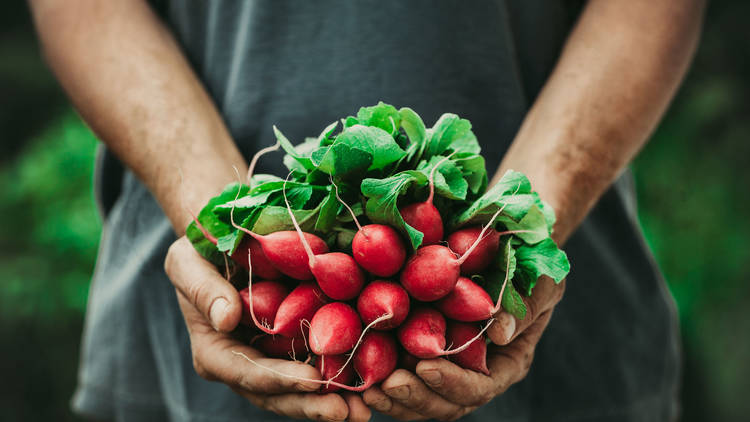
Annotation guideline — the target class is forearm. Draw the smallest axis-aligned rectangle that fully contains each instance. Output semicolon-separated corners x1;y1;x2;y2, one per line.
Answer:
494;0;705;243
29;0;246;234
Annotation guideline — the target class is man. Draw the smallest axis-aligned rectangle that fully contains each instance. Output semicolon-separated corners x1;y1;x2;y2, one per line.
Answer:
29;0;704;420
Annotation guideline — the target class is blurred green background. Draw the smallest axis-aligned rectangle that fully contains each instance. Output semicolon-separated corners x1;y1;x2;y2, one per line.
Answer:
1;2;748;421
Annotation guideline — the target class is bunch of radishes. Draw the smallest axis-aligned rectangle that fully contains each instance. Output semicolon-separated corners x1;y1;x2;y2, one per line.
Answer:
187;103;570;393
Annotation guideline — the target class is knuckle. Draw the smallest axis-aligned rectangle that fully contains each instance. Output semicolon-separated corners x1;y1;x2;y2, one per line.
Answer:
191;354;211;380
230;366;254;390
187;279;210;311
164;241;180;277
413;401;433;414
550;283;565;306
251;394;269;411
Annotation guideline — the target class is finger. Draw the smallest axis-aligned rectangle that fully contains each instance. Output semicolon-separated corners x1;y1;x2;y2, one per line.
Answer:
487;310;552;394
488;276;564;345
165;236;242;332
417;311;552;406
238;389;349;422
363;386;427;421
342;392;372;422
177;291;323;394
379;369;466;421
414;358;494;407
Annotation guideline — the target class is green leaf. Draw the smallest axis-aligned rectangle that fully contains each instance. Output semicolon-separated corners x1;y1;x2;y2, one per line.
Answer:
285;185;313;209
423;113;480;160
343;116;359;128
492;169;533;195
356;102;401;134
186;183;249;265
314;188;339;232
250;206;319;235
503;205;549;244
312;143;373;176
449;170;537;229
215;207;263;254
454;154;487;195
514;238;570;295
417;156;468;200
361;170;428;249
317;121;339;145
496;236;517;277
336;125;406;171
399;107;428;162
215;190;274;215
250;174;283;187
501;282;527;320
274;126;315;171
532;193;557;232
483;240;526;320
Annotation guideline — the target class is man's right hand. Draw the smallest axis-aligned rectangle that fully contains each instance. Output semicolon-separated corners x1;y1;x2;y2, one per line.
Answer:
165;237;371;422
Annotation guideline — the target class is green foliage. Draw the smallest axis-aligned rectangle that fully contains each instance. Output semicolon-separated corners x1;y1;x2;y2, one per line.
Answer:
0;111;101;317
189;104;569;304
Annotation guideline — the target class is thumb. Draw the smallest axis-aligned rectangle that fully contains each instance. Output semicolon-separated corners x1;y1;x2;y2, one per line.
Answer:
165;236;242;332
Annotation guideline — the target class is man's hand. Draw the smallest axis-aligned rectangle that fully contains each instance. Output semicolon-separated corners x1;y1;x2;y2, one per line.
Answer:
165;237;372;422
362;277;563;421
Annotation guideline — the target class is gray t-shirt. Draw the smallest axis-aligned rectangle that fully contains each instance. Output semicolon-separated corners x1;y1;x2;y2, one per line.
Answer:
73;1;681;421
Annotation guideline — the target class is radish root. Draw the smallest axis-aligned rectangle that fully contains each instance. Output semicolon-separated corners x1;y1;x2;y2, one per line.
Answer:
282;172;317;267
232;350;369;392
441;318;495;356
326;312;393;385
331;176;365;236
247;141;281;187
491;239;514;314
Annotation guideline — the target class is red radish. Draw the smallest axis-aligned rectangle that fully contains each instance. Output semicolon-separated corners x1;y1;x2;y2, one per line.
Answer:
235;237;282;279
309;303;362;355
396;307;493;359
399;154;454;246
239;281;288;326
232;331;398;392
316;355;354;393
251;282;328;338
400;203;443;246
356;281;410;330
332;180;406;277
256;335;306;360
400;207;505;301
282;176;365;300
351;224;406;277
232;226;329;280
349;331;398;389
446;322;489;375
324;284;407;382
435;277;494;322
447;227;501;275
240;233;327;337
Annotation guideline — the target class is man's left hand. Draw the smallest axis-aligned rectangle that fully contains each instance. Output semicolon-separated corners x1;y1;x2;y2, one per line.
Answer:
363;276;564;421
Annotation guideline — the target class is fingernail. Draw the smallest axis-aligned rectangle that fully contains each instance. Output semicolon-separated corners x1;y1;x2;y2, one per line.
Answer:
384;385;410;400
498;312;516;343
419;369;443;386
209;297;229;331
